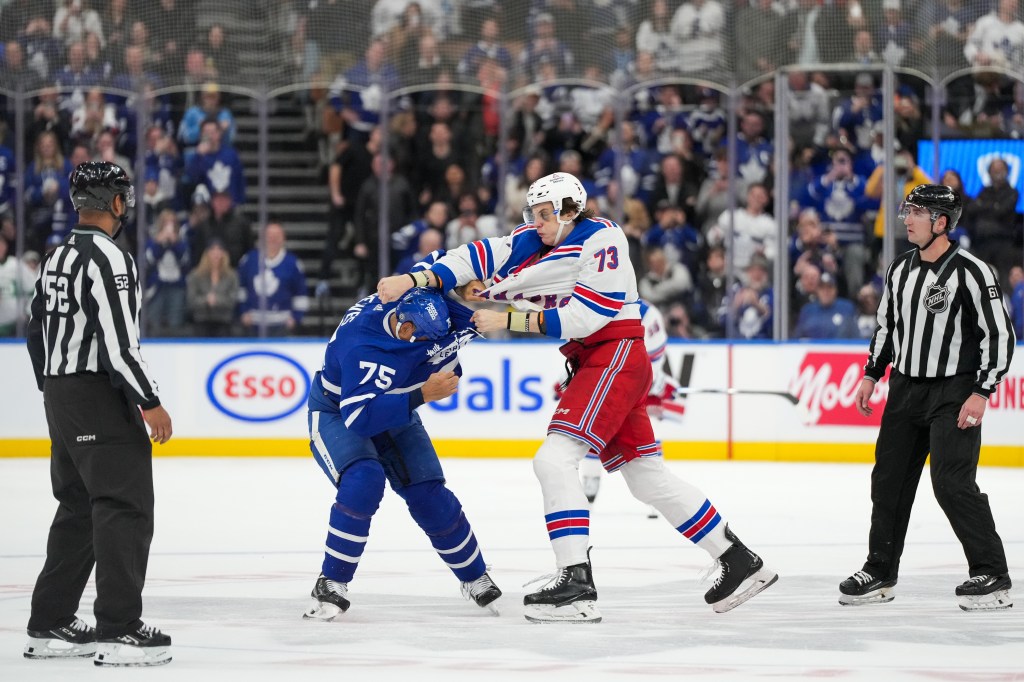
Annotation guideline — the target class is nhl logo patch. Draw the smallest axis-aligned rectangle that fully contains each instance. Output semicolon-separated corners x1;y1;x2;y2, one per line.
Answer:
923;284;950;314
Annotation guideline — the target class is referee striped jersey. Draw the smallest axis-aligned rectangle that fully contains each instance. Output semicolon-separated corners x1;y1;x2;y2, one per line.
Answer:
27;225;161;409
865;243;1015;395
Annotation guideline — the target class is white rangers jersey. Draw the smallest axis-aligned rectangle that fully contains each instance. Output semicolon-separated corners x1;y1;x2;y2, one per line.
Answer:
429;217;640;340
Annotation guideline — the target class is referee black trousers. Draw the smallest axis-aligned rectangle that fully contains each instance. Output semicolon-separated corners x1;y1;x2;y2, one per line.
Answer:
863;371;1008;582
29;374;155;638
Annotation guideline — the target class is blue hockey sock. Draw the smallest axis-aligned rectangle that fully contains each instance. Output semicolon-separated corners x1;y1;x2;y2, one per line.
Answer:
399;481;486;582
322;459;386;583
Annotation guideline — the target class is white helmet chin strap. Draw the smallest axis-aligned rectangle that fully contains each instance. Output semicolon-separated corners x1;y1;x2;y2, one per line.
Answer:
552;210;575;246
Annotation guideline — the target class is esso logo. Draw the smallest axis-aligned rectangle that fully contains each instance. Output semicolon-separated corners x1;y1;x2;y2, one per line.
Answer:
789;352;889;426
207;351;311;422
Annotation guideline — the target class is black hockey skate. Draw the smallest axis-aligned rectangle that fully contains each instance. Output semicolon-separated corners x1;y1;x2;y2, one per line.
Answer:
94;623;171;667
303;573;350;621
704;524;778;613
956;574;1013;611
24;617;97;659
523;554;601;623
461;571;503;615
838;570;896;606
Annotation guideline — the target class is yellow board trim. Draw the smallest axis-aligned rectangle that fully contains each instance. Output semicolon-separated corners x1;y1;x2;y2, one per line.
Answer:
1;438;1021;466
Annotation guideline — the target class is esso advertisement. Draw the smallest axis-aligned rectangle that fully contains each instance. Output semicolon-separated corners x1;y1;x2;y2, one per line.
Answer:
789;352;889;427
206;350;311;422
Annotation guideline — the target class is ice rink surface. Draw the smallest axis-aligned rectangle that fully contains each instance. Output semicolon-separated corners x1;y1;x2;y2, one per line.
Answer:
1;457;1022;682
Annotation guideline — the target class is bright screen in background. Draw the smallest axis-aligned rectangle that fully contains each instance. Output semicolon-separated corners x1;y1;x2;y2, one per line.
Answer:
918;139;1024;212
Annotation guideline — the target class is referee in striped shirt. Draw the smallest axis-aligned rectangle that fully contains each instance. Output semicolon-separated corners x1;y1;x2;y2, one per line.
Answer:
24;162;172;665
839;184;1015;611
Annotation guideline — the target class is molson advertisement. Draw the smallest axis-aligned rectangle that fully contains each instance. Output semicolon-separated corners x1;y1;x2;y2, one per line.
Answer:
0;341;1020;464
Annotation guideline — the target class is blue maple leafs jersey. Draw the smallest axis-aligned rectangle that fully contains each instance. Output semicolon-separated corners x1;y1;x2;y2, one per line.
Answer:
309;252;478;438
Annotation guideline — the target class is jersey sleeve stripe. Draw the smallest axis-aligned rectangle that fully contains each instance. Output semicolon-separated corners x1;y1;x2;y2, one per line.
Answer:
338;392;374;408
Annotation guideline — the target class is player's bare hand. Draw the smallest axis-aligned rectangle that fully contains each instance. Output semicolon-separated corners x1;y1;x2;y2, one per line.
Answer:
377;275;413;303
957;393;987;429
855;378;875;417
142;405;173;444
471;309;507;333
422;371;459;403
455;279;486;302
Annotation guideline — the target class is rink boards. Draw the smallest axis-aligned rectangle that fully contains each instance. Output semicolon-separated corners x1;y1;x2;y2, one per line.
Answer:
1;339;1022;465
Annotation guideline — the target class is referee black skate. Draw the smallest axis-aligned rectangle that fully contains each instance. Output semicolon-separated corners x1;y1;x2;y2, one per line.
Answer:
841;184;1015;611
24;162;173;666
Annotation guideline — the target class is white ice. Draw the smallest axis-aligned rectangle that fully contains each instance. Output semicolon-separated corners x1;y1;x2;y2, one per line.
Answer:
1;457;1022;682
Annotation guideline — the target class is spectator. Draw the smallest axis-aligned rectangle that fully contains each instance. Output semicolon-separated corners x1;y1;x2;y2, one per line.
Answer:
519;12;573;79
505;154;549;225
635;0;676;73
17;10;62;82
865;148;932;249
664;301;698;339
787;70;831;149
638;246;693;310
851;28;880;64
144;208;190;336
686;88;727;163
805;147;872;292
328;39;401;144
53;0;105;48
54;40;100;112
790;208;841;285
727;253;774;339
320;128;379;288
832;73;883;160
143;124;181;208
695;148;736;233
877;0;912;66
24;130;75;253
394;227;444;275
0;235;36;336
82;27;111;80
855;282;881;339
305;0;368;74
791;262;822;320
92;129;133;177
645;201;702;279
647;153;699;218
964;0;1024;68
672;0;725;75
793;272;859;339
202;24;239;82
940;168;973;249
100;0;132;72
0;139;15;217
595;120;658;209
178;83;236;157
140;168;170;216
709;183;777;273
110;44;164;104
1003;264;1024;339
352;152;417;286
146;0;190;68
0;40;43;96
0;0;55;43
371;0;444;40
186;239;238;337
70;87;118;148
415;121;464;207
457;16;512;81
238;222;309;336
392;200;449;269
191;188;251;266
735;111;774;187
184;118;246;207
735;0;786;80
966;157;1021;290
444;191;499;251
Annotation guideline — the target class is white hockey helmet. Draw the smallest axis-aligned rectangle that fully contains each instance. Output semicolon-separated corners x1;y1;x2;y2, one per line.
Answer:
523;172;587;225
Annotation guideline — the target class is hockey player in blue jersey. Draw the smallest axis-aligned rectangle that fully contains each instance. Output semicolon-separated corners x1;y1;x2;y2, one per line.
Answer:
303;282;502;619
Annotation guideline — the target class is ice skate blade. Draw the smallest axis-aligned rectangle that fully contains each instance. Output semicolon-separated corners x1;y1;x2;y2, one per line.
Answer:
839;587;895;606
24;638;97;659
303;599;346;621
94;644;171;667
712;567;778;613
958;590;1013;611
524;600;602;623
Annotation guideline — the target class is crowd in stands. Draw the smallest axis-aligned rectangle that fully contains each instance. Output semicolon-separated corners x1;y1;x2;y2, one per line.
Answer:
1;0;1023;340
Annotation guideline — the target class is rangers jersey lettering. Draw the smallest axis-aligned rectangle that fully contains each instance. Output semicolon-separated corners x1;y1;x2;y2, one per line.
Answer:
429;217;640;339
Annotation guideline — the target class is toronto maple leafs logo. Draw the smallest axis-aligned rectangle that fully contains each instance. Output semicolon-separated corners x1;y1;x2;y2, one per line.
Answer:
208;160;233;194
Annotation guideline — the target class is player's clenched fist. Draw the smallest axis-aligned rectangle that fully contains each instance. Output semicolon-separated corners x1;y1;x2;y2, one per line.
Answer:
422;370;459;402
377;275;414;303
471;309;507;333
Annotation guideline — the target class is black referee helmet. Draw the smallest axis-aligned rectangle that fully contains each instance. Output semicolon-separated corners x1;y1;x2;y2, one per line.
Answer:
69;161;135;214
901;184;962;233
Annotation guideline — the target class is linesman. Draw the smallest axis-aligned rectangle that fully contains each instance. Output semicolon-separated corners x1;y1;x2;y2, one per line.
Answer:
840;184;1015;611
24;162;173;666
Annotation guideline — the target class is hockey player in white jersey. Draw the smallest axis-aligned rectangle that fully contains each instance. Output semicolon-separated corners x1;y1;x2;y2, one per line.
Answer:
378;172;777;621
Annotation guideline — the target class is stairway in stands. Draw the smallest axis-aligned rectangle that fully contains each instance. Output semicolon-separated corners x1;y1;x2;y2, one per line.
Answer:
196;1;352;335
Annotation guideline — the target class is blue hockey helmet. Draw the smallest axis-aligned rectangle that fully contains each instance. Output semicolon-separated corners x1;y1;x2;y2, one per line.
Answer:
396;288;450;340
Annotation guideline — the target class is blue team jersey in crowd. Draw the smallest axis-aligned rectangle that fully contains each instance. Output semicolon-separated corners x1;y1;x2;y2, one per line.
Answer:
238;248;309;326
308;291;477;439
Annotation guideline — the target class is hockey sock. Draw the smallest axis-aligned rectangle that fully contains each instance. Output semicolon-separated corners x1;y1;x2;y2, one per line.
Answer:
399;481;486;582
534;433;591;567
620;457;731;557
322;459;386;582
580;452;604;478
